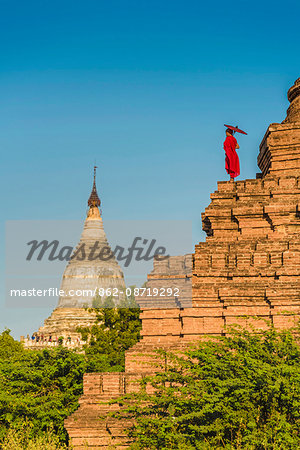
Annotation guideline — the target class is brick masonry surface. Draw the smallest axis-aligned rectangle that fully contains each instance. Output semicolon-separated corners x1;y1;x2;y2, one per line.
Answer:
65;78;300;449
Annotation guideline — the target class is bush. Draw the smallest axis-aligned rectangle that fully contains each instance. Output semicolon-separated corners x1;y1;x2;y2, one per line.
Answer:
79;292;141;372
0;330;86;444
113;324;300;449
0;420;67;449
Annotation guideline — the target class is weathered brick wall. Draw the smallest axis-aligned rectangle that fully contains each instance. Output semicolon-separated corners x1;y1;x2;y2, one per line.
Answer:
65;372;129;449
193;173;300;333
65;78;300;449
65;370;160;449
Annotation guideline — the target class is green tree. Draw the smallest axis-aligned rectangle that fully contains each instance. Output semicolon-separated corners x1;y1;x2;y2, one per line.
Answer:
0;420;67;449
0;328;23;359
113;324;300;449
0;330;86;444
79;289;142;372
0;289;142;444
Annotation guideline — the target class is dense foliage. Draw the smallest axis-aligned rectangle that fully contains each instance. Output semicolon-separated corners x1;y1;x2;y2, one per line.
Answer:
0;329;86;445
4;306;300;449
113;325;300;449
0;420;67;449
79;292;142;372
0;294;141;446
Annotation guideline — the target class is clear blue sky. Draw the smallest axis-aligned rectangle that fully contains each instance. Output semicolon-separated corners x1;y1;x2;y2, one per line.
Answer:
1;0;299;337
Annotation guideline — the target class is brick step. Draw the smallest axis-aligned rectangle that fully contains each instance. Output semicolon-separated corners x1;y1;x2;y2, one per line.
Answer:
66;417;127;427
79;395;121;403
72;443;129;450
67;432;129;440
71;438;130;449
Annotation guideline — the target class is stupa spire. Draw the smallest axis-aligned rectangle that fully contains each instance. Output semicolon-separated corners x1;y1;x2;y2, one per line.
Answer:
257;77;300;177
284;77;300;123
87;166;101;218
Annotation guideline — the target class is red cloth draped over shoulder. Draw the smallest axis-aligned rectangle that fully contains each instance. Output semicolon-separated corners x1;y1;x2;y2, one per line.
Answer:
223;135;240;178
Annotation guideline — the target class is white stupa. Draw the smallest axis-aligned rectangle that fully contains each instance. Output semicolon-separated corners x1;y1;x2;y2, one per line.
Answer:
28;167;126;344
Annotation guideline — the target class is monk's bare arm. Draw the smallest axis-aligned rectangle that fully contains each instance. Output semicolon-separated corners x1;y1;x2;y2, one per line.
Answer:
236;142;240;149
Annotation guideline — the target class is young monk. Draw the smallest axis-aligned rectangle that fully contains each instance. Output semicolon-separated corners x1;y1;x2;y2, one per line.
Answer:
223;128;240;180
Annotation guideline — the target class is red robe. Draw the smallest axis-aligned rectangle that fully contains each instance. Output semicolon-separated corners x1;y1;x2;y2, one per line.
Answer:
223;135;240;178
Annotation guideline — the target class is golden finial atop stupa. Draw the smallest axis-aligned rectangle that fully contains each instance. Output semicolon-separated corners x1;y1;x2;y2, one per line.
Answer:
87;165;101;219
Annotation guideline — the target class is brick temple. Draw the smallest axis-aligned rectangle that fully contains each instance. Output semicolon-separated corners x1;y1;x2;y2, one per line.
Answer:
65;78;300;448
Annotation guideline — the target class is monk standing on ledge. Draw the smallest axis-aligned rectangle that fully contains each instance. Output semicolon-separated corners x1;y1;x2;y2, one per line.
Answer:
223;128;240;180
